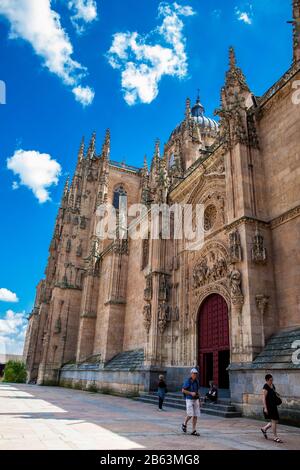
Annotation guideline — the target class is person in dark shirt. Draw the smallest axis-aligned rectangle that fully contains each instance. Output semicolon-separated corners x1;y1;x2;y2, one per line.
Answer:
261;374;283;443
205;381;218;404
157;374;167;411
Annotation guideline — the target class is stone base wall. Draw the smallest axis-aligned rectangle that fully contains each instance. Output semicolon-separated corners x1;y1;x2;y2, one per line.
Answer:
59;363;167;396
229;365;300;426
163;366;191;392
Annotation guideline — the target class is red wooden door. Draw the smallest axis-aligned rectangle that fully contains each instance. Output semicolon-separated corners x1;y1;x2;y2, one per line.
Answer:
198;294;229;388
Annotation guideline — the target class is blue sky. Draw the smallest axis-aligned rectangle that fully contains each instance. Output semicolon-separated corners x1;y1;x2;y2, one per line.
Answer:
0;0;293;354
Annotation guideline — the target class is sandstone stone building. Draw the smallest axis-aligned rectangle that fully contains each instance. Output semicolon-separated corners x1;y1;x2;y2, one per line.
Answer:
24;1;300;422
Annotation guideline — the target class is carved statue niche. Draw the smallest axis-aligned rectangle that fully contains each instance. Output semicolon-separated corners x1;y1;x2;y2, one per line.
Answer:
228;266;243;299
143;304;151;333
158;273;169;301
66;238;72;253
76;240;83;257
158;303;169;334
54;315;61;334
80;216;86;229
144;274;152;301
204;205;217;231
229;229;242;263
251;225;267;264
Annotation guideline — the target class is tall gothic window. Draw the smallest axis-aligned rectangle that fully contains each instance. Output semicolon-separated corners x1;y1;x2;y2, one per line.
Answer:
113;185;127;210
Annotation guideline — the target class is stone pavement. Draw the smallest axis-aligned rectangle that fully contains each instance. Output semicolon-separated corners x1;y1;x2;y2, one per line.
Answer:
0;383;299;450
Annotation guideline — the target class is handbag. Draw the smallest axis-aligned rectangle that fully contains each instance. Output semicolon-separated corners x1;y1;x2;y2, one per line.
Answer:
275;392;282;406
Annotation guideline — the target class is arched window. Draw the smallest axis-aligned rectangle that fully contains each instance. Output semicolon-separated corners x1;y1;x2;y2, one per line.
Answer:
113;185;127;210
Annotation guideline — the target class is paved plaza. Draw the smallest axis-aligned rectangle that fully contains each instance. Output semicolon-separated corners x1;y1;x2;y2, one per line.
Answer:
0;383;299;450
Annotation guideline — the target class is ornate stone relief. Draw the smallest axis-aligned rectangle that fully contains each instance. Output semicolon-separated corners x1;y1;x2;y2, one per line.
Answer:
143;304;151;333
80;217;86;229
251;225;267;264
255;294;269;315
76;241;83;257
192;251;227;291
66;239;71;253
54;316;61;334
204;205;217;231
144;274;152;301
112;239;128;255
229;229;242;263
158;273;170;301
158;303;170;334
228;267;244;306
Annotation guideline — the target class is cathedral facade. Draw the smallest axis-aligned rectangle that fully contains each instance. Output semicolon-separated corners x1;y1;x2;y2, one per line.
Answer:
24;1;300;423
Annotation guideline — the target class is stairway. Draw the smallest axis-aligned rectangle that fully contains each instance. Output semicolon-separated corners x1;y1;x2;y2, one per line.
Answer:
134;391;242;418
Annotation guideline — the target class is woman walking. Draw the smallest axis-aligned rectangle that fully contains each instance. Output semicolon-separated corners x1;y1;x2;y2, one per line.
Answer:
157;374;167;411
261;374;283;443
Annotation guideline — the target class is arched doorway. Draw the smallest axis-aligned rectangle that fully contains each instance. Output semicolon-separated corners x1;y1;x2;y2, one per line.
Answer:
198;293;230;389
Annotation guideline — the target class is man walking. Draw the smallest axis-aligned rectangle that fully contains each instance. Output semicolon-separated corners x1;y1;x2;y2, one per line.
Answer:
181;368;201;436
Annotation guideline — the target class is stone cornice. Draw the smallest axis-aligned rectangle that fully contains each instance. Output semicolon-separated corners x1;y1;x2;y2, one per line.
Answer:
223;206;300;232
109;161;141;176
258;64;300;112
225;216;269;232
270;204;300;229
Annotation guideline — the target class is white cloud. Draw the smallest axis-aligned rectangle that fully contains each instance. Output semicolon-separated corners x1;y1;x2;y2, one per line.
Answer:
235;6;253;25
0;288;19;303
73;84;95;105
0;310;27;355
0;0;94;105
12;181;19;190
107;2;195;105
68;0;98;33
7;149;62;203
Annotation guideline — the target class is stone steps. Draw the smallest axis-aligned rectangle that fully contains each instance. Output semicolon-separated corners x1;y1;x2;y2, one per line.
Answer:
134;392;242;418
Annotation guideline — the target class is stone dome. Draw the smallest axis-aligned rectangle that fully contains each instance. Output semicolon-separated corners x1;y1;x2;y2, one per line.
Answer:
191;97;219;133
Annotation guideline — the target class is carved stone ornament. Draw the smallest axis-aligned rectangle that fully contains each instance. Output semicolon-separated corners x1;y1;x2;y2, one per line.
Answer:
158;273;169;302
193;252;228;290
204;205;217;231
76;241;83;257
144;274;152;301
80;217;86;229
158;303;169;334
66;238;71;253
228;267;244;306
143;304;151;333
54;316;61;334
112;239;128;255
251;225;267;264
255;294;269;315
229;229;242;263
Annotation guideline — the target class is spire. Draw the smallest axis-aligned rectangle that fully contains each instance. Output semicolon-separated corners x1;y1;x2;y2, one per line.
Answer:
292;0;300;64
143;155;149;173
87;132;96;160
154;138;160;159
224;46;249;94
101;128;110;160
185;97;191;120
77;136;84;163
229;46;237;69
63;175;70;197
